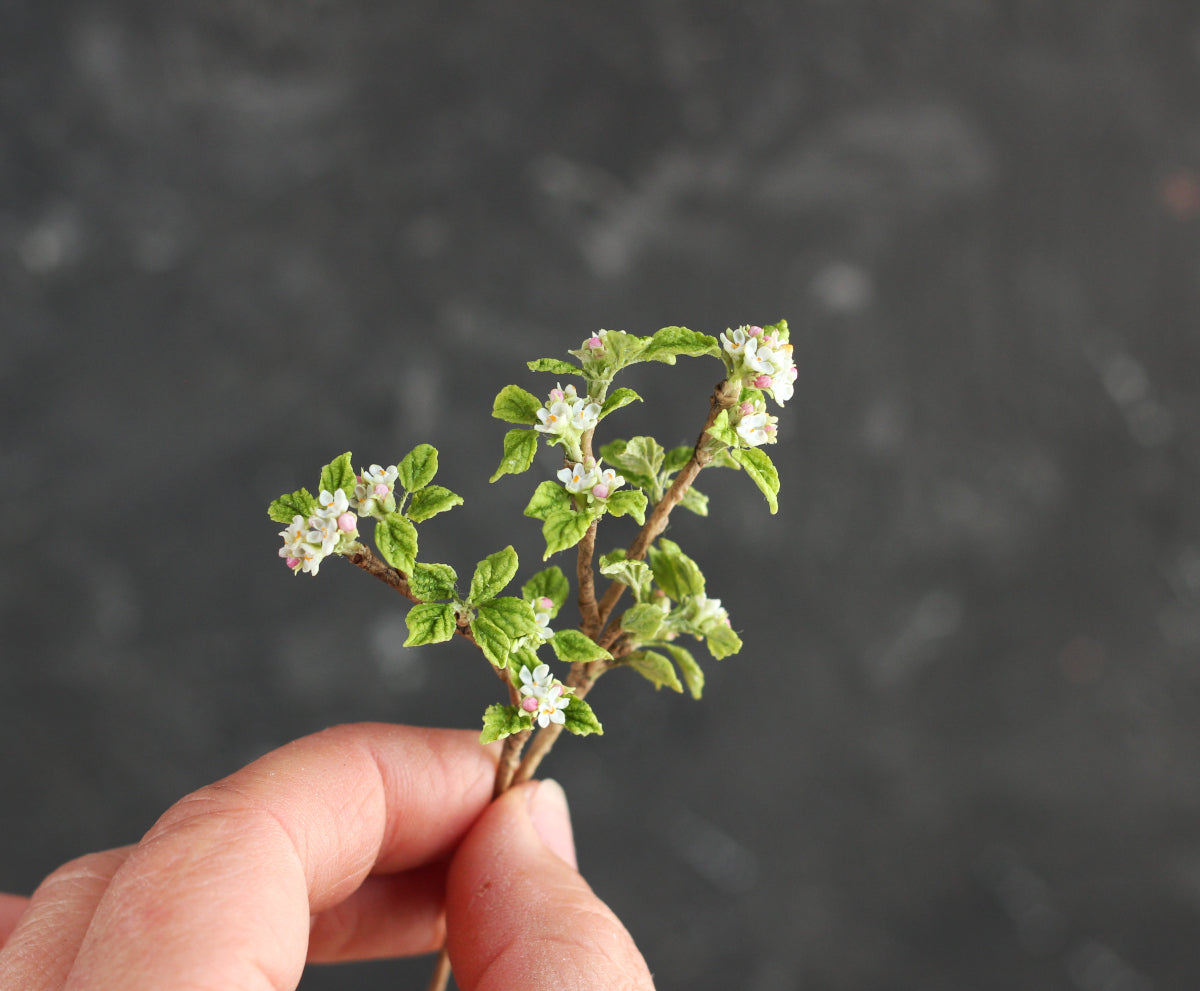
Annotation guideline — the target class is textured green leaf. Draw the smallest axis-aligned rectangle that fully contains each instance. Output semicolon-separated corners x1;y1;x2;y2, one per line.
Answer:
662;445;693;473
477;597;541;641
599;387;642;419
268;488;318;524
407;562;458;602
707;409;741;448
562;696;603;736
641;326;720;364
375;513;418;573
541;508;593;559
480;703;532;744
490;428;539;483
491;384;542;425
620;603;665;639
627;649;683;692
522;566;570;613
469;545;520;604
523;480;570;521
527;357;580;375
597;439;657;492
647;538;706;600
598;553;654;601
677;486;709;516
506;645;543;682
406;485;464;522
470;612;513;667
319;452;356;499
403;602;457;646
603;435;663;485
550;629;611;663
730;447;780;514
704;623;743;660
663;643;704;699
397;444;439;492
605;489;647;524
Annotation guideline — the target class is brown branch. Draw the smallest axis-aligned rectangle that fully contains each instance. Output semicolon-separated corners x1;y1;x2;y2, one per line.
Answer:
577;519;600;637
594;378;741;632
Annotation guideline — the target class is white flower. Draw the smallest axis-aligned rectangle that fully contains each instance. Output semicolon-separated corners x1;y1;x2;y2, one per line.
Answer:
519;662;555;699
684;594;730;635
568;398;601;432
279;514;331;575
353;464;398;517
535;400;573;435
558;460;601;494
532;609;554;641
533;684;569;728
317;488;350;519
736;409;778;447
721;327;750;357
519;665;570;727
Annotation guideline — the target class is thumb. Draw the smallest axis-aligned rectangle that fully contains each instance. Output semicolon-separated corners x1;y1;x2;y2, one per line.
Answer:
445;779;655;991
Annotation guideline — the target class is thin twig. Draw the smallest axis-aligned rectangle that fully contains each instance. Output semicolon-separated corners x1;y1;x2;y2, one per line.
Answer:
426;948;452;991
577;519;600;637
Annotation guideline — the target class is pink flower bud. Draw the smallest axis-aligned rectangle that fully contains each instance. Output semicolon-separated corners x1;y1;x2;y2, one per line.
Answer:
754;374;773;389
521;696;539;713
373;482;390;498
766;423;777;436
538;596;553;611
740;401;755;416
591;484;610;500
286;557;301;569
337;512;357;533
748;325;763;336
586;335;603;350
549;388;564;401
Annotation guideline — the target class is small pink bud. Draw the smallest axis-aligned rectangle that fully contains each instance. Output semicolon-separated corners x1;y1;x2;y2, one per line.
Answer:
521;696;539;713
538;596;553;611
748;325;763;337
373;482;389;498
586;335;603;350
286;556;301;569
549;388;564;401
754;374;773;389
591;484;610;500
356;474;363;483
740;400;755;416
337;512;357;533
766;424;777;437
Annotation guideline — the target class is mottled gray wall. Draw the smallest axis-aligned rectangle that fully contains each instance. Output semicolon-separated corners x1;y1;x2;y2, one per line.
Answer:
5;3;1200;989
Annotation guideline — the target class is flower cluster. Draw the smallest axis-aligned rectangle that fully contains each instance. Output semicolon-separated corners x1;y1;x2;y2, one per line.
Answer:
353;464;399;518
278;489;359;575
513;597;556;653
519;663;571;728
730;397;779;447
557;458;625;503
720;325;797;406
534;383;601;461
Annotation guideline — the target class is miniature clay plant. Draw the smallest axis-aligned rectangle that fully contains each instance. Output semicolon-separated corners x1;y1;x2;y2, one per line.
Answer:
268;322;795;989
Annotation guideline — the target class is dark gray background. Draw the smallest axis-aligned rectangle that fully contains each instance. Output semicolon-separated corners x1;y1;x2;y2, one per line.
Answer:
4;2;1200;989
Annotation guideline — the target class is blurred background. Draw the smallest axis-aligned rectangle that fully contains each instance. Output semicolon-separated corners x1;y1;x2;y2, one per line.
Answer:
4;2;1200;988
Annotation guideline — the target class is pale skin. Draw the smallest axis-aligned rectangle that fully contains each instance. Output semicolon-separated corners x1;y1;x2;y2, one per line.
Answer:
0;723;655;990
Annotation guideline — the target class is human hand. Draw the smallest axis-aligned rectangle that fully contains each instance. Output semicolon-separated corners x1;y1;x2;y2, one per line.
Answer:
0;723;654;990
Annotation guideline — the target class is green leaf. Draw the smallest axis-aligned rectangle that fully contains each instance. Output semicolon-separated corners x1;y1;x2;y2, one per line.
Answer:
626;649;683;692
647;538;705;600
598;552;654;602
677;486;709;516
477;597;541;641
407;562;458;602
469;545;520;604
663;643;704;698
707;409;741;448
597;439;656;492
524;480;570;521
705;623;743;660
542;508;593;559
375;513;418;574
605;489;647;524
522;566;570;613
550;629;611;663
729;447;780;514
662;445;693;473
599;387;642;419
397;444;439;492
528;357;580;375
491;384;542;425
470;612;513;667
480;703;532;744
763;318;790;342
641;326;720;364
490;428;539;483
603;435;664;488
406;485;464;522
562;696;603;736
319;452;356;499
268;488;318;524
620;603;665;639
506;645;543;682
403;602;458;646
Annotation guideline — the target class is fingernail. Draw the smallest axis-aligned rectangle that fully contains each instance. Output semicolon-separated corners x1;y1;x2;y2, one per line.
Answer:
527;778;576;868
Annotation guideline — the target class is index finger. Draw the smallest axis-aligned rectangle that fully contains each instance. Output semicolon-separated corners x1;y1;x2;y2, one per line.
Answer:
64;723;497;990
